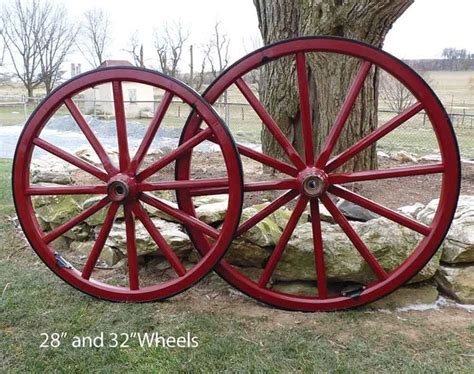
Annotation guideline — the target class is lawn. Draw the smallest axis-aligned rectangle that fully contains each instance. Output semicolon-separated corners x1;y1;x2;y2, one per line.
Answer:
0;159;473;372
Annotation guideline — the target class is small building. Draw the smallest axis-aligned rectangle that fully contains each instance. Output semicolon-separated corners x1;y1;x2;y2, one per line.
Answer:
82;60;155;119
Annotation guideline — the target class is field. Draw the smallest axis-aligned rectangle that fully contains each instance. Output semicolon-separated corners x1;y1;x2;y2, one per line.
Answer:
2;70;474;158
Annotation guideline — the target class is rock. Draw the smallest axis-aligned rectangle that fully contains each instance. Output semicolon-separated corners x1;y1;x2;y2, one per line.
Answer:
75;146;101;165
70;241;122;266
50;222;91;241
195;200;228;224
50;236;69;251
238;204;282;247
377;151;390;159
420;154;442;162
369;284;439;309
272;281;317;296
439;265;474;304
232;266;264;283
271;205;310;229
75;146;119;166
274;218;439;284
274;221;366;282
35;195;83;224
142;197;181;223
106;218;192;257
390;151;418;163
224;238;271;267
417;196;474;263
317;203;335;224
31;158;73;185
193;195;229;208
336;199;380;222
398;203;425;218
140;110;155;119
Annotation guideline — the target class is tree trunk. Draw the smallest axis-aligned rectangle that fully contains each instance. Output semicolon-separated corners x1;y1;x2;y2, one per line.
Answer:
26;86;34;101
254;0;413;172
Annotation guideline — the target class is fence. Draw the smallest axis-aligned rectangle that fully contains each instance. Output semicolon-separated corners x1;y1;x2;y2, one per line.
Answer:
1;95;473;159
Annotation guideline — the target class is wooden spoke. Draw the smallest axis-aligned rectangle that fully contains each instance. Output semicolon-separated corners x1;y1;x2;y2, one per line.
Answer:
235;77;306;170
82;202;119;279
133;202;187;277
27;185;107;195
139;193;219;239
320;194;388;281
33;138;109;182
328;185;431;236
64;98;118;175
296;52;315;165
329;163;445;184
326;102;424;172
43;197;110;244
258;196;309;287
316;61;372;168
137;127;212;181
112;81;130;171
130;91;174;172
310;200;327;298
124;204;140;290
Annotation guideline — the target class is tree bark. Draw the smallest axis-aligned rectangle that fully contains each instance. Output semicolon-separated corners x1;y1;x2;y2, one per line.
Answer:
254;0;413;172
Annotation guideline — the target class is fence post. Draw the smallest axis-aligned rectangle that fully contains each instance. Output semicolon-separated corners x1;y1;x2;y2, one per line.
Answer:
23;95;27;121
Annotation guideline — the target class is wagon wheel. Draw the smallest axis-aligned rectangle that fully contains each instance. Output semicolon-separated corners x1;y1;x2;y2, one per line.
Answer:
13;67;243;302
176;37;460;311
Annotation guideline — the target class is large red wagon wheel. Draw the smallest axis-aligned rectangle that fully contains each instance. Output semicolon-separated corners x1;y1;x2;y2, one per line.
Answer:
176;37;461;311
13;67;243;302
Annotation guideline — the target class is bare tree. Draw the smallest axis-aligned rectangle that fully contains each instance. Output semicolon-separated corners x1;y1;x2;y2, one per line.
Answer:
126;31;145;68
77;8;111;68
0;28;6;66
206;21;230;78
153;21;189;78
380;70;431;113
37;4;78;94
0;0;45;98
187;43;211;92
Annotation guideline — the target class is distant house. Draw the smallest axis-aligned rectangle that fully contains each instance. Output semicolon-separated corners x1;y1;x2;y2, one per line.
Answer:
82;60;155;118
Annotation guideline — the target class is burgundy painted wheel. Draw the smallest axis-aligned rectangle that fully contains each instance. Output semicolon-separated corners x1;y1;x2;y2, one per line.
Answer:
176;37;461;311
13;67;243;302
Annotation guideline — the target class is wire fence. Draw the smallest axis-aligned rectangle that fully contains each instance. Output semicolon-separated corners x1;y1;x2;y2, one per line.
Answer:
1;95;473;159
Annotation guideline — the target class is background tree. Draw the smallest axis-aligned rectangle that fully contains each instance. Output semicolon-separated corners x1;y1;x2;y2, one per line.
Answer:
0;0;45;98
126;31;145;68
37;4;78;94
254;0;413;172
77;8;111;68
187;44;209;92
205;21;230;78
153;22;189;78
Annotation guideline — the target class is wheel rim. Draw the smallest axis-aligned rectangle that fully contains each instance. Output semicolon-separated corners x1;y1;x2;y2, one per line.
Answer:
13;67;243;302
176;37;461;311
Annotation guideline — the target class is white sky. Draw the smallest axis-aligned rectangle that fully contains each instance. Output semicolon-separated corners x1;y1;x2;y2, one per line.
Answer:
3;0;474;71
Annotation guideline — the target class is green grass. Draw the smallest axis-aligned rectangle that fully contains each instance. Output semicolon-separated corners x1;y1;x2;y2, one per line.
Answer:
1;247;473;373
0;159;473;372
0;159;13;215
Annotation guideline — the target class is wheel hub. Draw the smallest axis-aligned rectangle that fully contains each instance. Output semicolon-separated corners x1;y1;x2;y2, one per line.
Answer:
298;168;328;198
107;175;137;202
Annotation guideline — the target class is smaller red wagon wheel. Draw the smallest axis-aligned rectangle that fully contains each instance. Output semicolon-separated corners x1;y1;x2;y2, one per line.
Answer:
13;67;243;302
176;37;461;311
